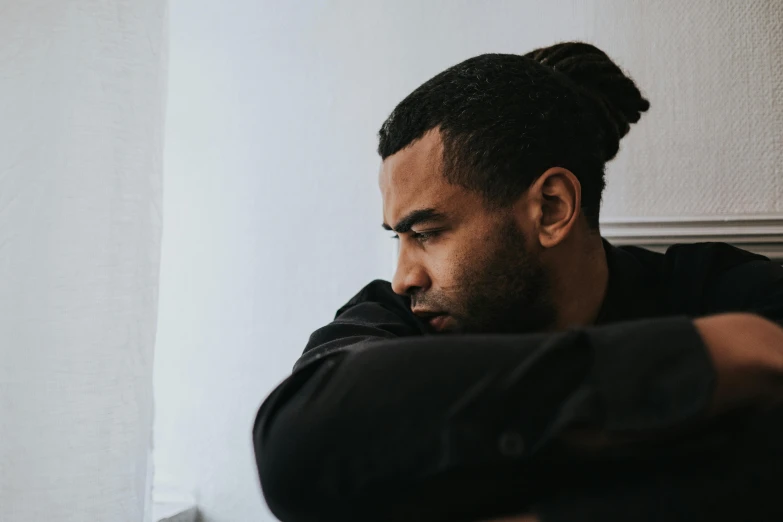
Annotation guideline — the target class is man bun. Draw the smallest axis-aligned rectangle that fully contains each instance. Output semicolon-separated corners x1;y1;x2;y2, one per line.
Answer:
525;42;650;162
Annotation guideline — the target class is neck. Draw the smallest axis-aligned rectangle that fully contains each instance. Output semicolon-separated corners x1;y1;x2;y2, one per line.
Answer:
549;232;609;330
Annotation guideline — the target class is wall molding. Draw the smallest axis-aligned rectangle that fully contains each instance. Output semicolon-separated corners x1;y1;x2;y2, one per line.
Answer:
600;215;783;262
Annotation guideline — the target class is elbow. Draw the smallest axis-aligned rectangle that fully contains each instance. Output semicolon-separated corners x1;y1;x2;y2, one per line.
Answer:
252;366;345;521
253;420;302;519
253;396;324;521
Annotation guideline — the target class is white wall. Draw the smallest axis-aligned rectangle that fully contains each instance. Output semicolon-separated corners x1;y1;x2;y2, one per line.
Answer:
0;1;166;521
593;0;783;217
155;1;782;520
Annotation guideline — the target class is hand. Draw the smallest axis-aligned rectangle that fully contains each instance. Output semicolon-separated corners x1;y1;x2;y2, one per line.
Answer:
694;313;783;412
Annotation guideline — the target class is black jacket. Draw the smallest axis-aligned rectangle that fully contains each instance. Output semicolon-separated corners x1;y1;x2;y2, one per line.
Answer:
254;242;783;522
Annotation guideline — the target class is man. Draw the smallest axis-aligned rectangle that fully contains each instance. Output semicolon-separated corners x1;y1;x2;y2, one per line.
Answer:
253;42;783;521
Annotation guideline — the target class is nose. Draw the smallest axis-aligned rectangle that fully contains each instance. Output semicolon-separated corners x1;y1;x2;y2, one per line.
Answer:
391;246;431;296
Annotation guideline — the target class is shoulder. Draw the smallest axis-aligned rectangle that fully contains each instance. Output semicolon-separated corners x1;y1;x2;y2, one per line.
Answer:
335;279;409;318
611;241;783;317
296;280;427;371
662;242;783;316
663;242;771;272
333;279;427;335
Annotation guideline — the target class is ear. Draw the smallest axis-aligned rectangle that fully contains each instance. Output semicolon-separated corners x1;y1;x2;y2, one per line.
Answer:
516;167;582;249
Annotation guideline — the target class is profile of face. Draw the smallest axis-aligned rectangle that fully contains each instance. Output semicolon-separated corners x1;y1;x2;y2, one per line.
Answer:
381;129;558;335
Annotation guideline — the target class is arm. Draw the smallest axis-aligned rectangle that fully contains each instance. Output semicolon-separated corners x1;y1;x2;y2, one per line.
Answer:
534;253;783;522
559;312;783;451
253;283;726;522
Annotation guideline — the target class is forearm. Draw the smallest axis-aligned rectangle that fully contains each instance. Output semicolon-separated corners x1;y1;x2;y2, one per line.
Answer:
255;316;716;521
257;329;591;521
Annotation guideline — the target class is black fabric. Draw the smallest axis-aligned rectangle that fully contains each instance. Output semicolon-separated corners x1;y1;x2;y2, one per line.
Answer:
253;241;783;522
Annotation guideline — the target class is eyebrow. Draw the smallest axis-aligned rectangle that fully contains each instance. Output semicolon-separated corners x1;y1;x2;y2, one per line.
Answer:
382;208;446;233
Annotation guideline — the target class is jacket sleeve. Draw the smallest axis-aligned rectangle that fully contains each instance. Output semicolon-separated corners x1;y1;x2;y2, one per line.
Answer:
252;280;716;522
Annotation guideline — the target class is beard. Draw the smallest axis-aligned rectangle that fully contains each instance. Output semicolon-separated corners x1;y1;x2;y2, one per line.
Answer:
413;219;557;334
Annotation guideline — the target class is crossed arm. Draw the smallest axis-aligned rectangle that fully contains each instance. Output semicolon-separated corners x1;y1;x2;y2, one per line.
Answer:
255;308;783;522
254;252;783;522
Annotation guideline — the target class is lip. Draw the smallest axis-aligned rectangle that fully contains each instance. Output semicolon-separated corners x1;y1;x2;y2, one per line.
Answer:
412;309;450;331
427;314;450;331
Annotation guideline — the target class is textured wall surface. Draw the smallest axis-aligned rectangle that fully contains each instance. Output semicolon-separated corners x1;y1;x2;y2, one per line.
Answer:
0;1;167;521
586;0;783;218
156;1;781;521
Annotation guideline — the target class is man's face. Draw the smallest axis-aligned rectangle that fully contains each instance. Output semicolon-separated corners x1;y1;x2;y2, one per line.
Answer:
380;130;557;334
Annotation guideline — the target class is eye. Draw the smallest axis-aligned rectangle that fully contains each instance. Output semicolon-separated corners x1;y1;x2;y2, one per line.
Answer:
390;230;443;243
411;230;441;243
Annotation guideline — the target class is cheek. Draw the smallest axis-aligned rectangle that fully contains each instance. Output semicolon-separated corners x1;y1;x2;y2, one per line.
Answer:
424;256;452;289
430;240;484;291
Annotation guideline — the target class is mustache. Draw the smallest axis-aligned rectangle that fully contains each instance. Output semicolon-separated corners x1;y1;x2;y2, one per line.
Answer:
409;279;495;309
410;290;452;311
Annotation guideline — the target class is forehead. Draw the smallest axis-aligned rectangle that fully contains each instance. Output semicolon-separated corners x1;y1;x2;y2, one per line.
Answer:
379;129;473;225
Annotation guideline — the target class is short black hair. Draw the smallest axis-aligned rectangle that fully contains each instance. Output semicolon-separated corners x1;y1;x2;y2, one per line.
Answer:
378;42;649;228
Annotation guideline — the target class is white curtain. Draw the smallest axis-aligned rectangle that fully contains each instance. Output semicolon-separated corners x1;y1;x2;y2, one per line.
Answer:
0;1;167;521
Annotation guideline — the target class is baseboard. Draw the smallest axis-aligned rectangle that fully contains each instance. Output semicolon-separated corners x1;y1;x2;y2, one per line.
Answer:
600;215;783;262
